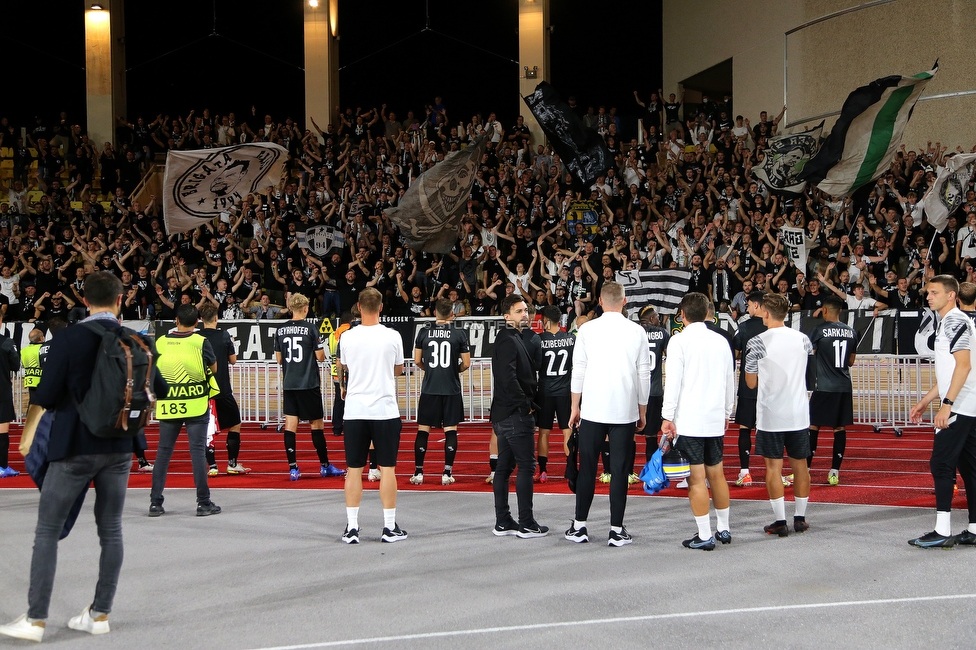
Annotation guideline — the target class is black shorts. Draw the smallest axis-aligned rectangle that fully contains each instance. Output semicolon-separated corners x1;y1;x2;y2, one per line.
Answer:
0;395;13;424
756;429;811;460
283;389;324;422
644;395;664;436
344;418;402;468
809;391;854;428
417;393;464;428
213;395;242;430
675;435;724;466
734;397;757;428
538;394;571;430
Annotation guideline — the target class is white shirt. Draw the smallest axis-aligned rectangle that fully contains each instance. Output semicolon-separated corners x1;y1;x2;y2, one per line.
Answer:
845;294;877;310
934;308;976;417
745;326;813;432
571;311;651;424
661;322;735;437
338;323;404;420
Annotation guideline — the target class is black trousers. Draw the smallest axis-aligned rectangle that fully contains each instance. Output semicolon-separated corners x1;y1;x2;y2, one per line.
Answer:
931;412;976;519
492;412;537;526
576;419;635;528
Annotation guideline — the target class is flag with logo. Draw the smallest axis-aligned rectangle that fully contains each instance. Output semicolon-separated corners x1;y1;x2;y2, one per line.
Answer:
297;225;346;257
162;143;289;233
523;81;612;190
799;63;937;198
779;226;808;273
615;268;692;315
752;122;823;195
921;152;976;232
385;136;487;253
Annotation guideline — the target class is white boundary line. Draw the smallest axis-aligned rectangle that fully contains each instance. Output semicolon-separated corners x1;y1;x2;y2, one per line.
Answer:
248;593;976;650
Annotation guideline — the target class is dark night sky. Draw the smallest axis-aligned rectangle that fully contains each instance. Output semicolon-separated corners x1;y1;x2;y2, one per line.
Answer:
5;0;660;139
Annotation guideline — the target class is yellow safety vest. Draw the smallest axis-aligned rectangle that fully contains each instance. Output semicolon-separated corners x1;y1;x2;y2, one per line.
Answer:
21;343;42;389
328;323;351;380
155;332;217;419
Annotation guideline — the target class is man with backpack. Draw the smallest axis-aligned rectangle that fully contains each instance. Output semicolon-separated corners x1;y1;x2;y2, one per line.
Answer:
149;304;222;517
0;272;164;642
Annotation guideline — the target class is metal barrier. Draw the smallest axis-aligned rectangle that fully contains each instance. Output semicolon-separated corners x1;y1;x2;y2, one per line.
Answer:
8;355;938;432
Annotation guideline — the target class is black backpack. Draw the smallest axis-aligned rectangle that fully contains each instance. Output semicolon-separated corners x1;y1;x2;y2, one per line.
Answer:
76;321;156;438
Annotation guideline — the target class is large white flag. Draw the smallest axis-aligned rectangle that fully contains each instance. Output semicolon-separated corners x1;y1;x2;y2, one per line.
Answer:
162;143;288;233
780;226;808;274
615;268;692;315
921;153;976;232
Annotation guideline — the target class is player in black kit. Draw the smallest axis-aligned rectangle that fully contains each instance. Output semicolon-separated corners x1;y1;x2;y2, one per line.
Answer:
732;291;767;487
274;294;345;481
637;306;670;471
807;298;857;485
538;306;575;482
411;298;471;485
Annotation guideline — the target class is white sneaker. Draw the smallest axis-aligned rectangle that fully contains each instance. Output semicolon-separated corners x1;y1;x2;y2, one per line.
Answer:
0;614;46;642
485;471;495;484
227;463;251;475
441;474;456;486
137;463;154;472
367;468;381;482
68;606;110;635
676;479;689;489
409;473;424;485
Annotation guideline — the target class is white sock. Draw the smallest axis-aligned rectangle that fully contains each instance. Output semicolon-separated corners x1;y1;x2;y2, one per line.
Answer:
795;497;809;518
770;496;786;521
738;468;749;477
346;507;359;530
968;522;976;534
610;525;623;534
574;520;587;530
695;514;711;540
384;508;396;530
715;507;730;532
935;511;951;536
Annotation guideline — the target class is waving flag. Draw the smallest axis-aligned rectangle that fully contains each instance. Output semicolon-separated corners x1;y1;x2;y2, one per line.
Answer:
799;64;937;198
616;269;692;315
753;122;823;195
921;153;976;232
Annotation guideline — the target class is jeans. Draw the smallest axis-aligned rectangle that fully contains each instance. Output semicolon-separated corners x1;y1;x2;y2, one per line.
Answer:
28;452;131;619
576;419;636;527
151;413;211;506
322;291;341;319
492;412;537;526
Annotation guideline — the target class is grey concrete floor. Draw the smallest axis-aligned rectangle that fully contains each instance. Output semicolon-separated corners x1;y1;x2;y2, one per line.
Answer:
1;488;975;649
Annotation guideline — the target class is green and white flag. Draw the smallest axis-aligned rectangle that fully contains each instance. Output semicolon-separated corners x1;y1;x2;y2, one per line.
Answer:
799;64;937;198
921;152;976;232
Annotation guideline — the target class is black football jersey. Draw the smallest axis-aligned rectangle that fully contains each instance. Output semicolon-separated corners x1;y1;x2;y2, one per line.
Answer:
415;323;470;395
274;321;323;390
733;316;767;398
810;321;856;393
539;330;576;396
644;325;670;397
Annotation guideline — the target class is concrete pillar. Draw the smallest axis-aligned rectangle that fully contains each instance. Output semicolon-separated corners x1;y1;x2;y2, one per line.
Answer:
84;0;125;148
518;0;550;148
305;0;340;134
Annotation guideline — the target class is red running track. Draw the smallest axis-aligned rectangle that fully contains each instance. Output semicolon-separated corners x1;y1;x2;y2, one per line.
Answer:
0;423;966;509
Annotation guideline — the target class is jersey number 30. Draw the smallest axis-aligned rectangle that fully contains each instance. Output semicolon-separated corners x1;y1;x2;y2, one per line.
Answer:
427;340;453;368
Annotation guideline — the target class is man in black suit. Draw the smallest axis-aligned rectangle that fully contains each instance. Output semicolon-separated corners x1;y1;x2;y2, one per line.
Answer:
0;272;165;642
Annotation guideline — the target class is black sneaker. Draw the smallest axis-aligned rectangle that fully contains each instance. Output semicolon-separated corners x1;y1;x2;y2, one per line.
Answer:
682;534;716;551
382;524;408;543
342;526;359;544
196;501;222;517
515;522;549;538
148;503;164;517
956;530;976;545
715;530;732;545
608;527;633;547
794;517;810;533
565;523;588;543
764;520;790;537
908;531;956;548
492;518;520;537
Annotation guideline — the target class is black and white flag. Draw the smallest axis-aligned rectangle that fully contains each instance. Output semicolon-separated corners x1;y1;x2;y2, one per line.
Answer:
752;122;823;195
615;268;692;315
921;153;976;231
297;225;345;257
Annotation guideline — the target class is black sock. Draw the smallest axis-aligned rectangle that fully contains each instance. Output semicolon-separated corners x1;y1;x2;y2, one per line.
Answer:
368;448;377;470
808;427;819;468
832;428;846;470
489;455;498;472
136;451;149;466
538;455;548;473
444;430;458;469
311;429;329;465
414;430;430;473
0;433;9;468
738;427;751;470
284;431;297;467
227;431;241;466
206;445;216;468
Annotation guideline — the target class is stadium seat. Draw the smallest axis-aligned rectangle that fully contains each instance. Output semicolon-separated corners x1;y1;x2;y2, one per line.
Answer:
0;160;13;169
0;147;11;158
0;169;11;180
28;190;44;204
70;201;84;210
28;148;38;157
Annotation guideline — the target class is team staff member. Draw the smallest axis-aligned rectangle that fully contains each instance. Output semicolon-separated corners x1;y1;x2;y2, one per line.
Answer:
908;275;976;548
411;297;471;486
567;282;650;547
538;305;575;482
807;298;857;486
338;288;407;543
0;308;20;479
662;293;735;550
275;294;345;481
150;304;222;517
490;294;548;538
329;312;354;436
732;292;766;487
745;293;814;537
21;328;43;404
199;304;250;476
0;272;165;642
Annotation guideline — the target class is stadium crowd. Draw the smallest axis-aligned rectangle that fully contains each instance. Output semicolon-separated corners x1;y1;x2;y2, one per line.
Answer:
2;90;976;327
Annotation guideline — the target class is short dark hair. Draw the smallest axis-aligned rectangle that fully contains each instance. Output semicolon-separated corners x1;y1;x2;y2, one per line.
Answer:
541;305;561;325
929;274;959;296
747;290;765;306
822;298;845;314
679;292;710;324
434;297;453;318
176;304;200;327
358;287;383;314
959;281;976;306
198;303;218;323
762;293;789;321
500;294;525;316
84;271;124;309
